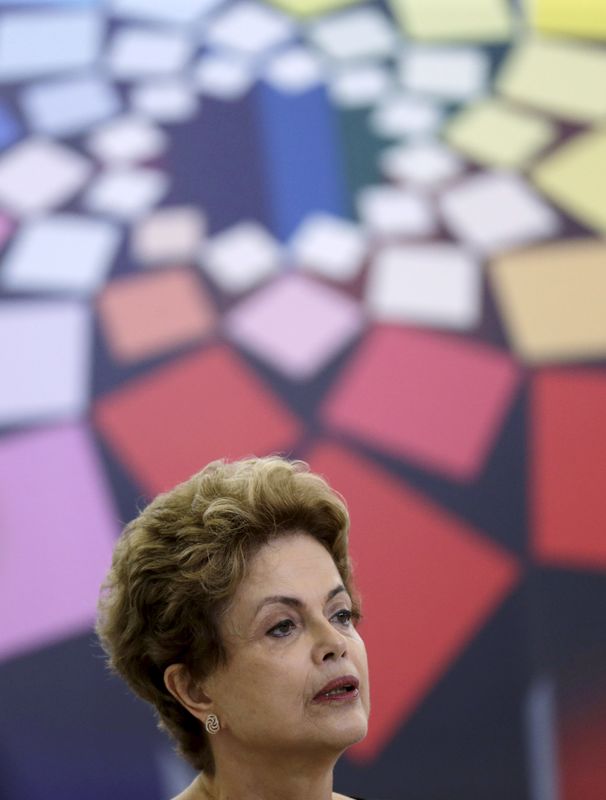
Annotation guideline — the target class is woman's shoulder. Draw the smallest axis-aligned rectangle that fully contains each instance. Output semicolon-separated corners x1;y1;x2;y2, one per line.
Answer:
335;794;375;800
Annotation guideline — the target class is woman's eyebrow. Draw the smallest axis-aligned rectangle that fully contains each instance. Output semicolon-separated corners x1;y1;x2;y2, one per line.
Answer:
254;584;347;616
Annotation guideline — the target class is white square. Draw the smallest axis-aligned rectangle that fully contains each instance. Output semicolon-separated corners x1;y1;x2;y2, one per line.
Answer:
0;301;90;426
84;167;169;220
329;63;392;109
131;205;205;264
200;221;281;293
193;53;255;100
205;1;294;56
366;244;481;329
86;115;168;164
357;185;436;238
400;46;489;100
289;213;367;281
20;75;121;137
379;140;465;189
370;93;444;138
107;27;194;79
0;10;103;81
0;138;92;217
263;47;324;94
109;0;224;24
439;171;561;254
308;7;396;61
130;80;199;123
1;215;121;295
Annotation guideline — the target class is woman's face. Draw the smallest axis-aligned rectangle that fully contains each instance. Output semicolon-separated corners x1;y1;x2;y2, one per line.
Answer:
203;532;370;759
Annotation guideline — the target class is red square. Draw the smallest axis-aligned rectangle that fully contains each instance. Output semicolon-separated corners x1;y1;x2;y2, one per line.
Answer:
322;325;520;480
532;370;606;569
94;344;303;495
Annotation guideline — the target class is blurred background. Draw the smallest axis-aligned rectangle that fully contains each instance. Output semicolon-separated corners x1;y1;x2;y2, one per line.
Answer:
1;0;605;798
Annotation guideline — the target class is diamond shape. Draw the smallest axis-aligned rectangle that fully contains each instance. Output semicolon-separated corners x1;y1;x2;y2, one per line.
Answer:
366;243;480;329
225;273;365;380
532;370;606;569
200;220;281;294
1;214;121;295
0;137;92;216
322;326;520;480
306;441;520;760
94;344;302;494
289;212;367;282
97;267;216;364
0;423;116;662
439;170;560;254
0;300;90;426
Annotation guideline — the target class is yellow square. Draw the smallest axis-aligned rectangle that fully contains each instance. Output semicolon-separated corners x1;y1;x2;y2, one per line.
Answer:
528;0;606;40
388;0;512;40
532;128;606;234
265;0;364;15
490;240;606;362
445;98;556;168
497;36;606;122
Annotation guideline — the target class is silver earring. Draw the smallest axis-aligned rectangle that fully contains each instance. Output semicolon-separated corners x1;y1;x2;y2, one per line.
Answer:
205;713;220;735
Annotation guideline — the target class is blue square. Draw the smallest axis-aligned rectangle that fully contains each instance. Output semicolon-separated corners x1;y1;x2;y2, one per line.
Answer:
0;104;21;151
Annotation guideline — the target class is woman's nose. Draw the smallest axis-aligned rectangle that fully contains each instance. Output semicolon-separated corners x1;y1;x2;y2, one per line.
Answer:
312;619;348;663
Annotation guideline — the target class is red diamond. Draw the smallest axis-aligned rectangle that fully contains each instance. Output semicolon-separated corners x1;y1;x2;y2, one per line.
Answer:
307;441;520;761
94;344;302;495
532;370;606;569
321;325;520;481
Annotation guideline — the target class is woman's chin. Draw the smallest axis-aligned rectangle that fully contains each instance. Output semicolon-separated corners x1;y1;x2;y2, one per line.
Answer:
322;712;369;752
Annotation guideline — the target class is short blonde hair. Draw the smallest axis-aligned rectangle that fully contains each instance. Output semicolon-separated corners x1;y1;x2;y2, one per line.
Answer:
96;456;354;773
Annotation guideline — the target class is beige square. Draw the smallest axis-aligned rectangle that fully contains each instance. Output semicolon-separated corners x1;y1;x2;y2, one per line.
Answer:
490;239;606;362
131;205;205;264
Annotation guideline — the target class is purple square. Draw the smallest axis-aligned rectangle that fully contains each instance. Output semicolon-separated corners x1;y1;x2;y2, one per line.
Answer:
0;423;117;662
224;273;365;380
0;211;14;249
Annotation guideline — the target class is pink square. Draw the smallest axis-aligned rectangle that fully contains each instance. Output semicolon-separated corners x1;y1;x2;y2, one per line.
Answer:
322;326;520;480
97;266;216;364
0;424;117;662
224;273;365;380
0;211;14;249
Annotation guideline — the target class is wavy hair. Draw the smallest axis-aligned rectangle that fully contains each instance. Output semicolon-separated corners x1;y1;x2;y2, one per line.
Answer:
96;456;354;773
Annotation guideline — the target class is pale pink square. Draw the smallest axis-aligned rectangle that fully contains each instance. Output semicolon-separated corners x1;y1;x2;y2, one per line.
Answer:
224;273;365;380
0;424;117;662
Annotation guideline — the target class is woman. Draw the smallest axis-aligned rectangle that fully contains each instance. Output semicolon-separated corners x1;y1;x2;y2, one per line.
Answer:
97;456;371;800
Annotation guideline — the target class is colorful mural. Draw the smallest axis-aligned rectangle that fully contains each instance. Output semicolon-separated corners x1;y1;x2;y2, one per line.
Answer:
1;1;605;798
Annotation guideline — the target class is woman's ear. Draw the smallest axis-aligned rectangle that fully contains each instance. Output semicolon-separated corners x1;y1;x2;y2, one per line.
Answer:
164;664;213;719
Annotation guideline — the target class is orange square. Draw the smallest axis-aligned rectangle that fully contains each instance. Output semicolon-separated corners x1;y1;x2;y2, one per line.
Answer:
97;267;216;364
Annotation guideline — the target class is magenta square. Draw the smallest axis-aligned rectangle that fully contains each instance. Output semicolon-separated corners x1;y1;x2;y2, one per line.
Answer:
0;423;117;662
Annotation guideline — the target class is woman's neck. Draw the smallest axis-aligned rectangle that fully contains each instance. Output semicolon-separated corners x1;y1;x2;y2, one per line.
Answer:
194;747;339;800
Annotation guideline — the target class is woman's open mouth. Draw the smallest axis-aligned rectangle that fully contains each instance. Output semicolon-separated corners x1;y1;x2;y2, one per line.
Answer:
312;675;360;703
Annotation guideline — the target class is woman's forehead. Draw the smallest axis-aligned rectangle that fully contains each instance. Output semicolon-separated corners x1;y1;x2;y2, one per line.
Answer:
238;534;341;599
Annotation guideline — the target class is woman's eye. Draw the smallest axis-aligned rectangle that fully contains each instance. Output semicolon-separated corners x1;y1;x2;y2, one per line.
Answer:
332;609;353;626
267;619;296;638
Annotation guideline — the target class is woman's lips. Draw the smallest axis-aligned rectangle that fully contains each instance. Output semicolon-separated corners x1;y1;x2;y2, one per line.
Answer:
312;675;360;703
312;687;360;703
